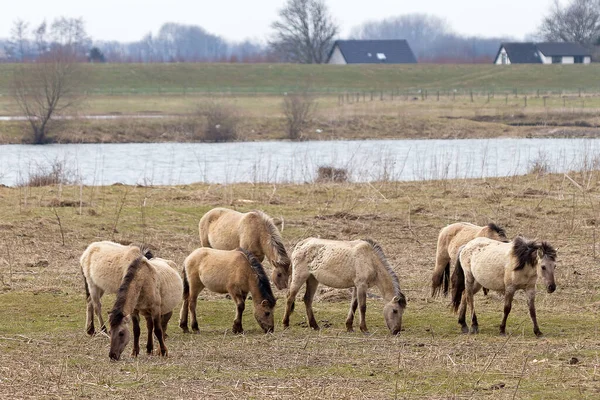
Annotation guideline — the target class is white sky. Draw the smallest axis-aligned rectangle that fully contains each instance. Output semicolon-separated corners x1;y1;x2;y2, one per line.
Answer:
0;0;559;43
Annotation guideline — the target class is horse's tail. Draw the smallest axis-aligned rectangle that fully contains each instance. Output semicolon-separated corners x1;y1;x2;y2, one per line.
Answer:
182;265;190;301
431;260;451;298
450;246;466;313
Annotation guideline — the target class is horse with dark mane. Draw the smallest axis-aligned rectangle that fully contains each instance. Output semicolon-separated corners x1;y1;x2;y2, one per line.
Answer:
179;247;277;334
451;236;557;337
198;208;291;290
431;222;508;297
282;238;406;334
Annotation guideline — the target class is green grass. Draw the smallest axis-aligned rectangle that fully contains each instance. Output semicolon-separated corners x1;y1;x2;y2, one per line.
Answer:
1;63;600;96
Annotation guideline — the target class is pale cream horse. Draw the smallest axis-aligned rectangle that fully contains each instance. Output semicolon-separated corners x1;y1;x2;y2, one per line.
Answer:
282;238;406;334
199;208;291;290
431;222;508;297
451;237;557;337
80;241;182;337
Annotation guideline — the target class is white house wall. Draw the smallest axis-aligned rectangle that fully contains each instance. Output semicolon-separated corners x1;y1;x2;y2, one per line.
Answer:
584;56;591;64
494;47;511;64
328;46;346;64
562;56;574;64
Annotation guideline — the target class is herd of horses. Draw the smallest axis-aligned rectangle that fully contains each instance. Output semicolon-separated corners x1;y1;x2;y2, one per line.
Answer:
79;208;557;360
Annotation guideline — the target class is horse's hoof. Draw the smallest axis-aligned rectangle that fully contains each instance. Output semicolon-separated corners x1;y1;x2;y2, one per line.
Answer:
86;328;95;336
461;327;469;334
310;325;320;331
535;331;543;338
470;326;479;334
499;331;506;336
346;328;354;333
192;329;200;335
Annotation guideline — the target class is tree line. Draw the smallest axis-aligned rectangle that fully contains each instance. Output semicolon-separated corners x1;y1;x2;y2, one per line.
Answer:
2;0;600;64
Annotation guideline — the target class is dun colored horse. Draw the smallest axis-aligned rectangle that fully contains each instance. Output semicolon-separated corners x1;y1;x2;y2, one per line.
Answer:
282;238;407;334
79;241;182;360
451;237;557;337
431;222;508;297
179;248;277;334
199;208;291;290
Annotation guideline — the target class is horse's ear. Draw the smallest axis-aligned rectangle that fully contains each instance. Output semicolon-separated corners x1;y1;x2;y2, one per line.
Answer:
392;296;399;303
537;248;544;259
261;299;269;307
123;315;131;324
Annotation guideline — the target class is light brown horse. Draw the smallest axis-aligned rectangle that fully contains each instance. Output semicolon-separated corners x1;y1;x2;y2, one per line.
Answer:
282;238;407;334
80;241;181;337
431;222;508;297
451;237;557;337
199;208;290;290
179;248;277;334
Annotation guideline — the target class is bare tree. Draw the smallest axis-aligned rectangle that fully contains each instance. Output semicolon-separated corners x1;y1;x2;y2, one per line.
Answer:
12;48;82;144
5;19;30;61
539;0;600;46
270;0;338;63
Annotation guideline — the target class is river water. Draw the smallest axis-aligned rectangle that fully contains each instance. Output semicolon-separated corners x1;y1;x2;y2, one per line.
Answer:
0;138;598;186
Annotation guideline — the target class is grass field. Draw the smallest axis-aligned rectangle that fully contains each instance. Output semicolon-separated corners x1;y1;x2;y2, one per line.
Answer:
1;63;600;95
0;171;599;398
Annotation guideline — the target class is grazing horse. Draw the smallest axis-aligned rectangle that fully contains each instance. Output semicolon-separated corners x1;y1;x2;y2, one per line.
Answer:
179;248;277;334
282;238;407;334
431;222;508;297
199;208;291;290
451;237;557;337
80;241;182;337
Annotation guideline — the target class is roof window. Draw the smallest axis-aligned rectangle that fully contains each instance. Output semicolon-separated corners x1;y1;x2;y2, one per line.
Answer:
377;53;386;60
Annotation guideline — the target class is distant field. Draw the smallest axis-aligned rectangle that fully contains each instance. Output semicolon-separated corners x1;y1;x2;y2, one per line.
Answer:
1;63;600;95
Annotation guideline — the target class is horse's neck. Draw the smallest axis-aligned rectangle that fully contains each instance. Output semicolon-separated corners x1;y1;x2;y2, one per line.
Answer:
120;277;144;316
374;262;397;301
248;277;264;304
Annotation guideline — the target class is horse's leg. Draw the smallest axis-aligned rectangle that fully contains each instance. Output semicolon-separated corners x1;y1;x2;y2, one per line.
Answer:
161;312;173;339
457;291;469;334
357;284;369;333
232;293;246;334
282;271;308;328
303;275;319;330
179;288;190;333
90;288;106;333
469;281;481;334
85;282;97;336
145;315;154;354
131;311;141;357
153;313;168;356
345;288;358;332
499;287;516;336
189;283;204;334
526;288;542;337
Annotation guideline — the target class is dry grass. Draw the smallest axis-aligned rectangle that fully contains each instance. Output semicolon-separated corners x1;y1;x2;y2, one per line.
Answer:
0;172;599;398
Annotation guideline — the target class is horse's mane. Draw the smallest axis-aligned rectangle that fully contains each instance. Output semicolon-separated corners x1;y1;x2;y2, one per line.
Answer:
486;223;507;238
138;244;154;260
362;239;407;308
109;256;144;328
540;241;557;260
253;210;291;271
239;248;277;307
512;236;539;270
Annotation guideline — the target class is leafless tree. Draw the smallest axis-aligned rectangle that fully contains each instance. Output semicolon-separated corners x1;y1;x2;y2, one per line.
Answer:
5;19;30;61
12;48;82;144
282;92;315;140
270;0;338;63
539;0;600;46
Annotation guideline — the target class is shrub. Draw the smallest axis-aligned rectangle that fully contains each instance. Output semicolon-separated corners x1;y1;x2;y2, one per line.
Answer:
197;102;240;142
316;166;349;183
24;159;76;187
282;92;315;140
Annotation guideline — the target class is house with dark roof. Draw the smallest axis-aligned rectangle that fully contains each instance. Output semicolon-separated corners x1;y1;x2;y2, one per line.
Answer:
495;42;592;64
327;40;417;64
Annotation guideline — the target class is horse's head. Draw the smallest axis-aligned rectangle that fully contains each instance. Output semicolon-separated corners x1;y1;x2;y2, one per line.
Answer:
481;223;509;243
271;263;290;290
383;295;407;335
254;299;276;333
108;314;131;361
537;242;557;293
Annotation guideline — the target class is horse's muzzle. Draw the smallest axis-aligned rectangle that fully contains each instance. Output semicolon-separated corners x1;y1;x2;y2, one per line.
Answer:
547;284;556;293
109;352;120;361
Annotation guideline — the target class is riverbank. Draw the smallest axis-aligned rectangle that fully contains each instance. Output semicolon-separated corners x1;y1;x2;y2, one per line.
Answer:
0;174;598;398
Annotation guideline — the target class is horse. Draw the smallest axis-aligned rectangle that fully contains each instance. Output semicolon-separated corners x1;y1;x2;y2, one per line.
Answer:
451;236;557;337
198;208;290;290
282;238;407;334
431;222;508;297
80;241;181;337
179;247;277;334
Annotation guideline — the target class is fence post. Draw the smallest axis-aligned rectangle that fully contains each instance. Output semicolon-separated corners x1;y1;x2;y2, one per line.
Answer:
437;91;440;101
380;90;383;101
470;90;474;102
524;96;527;107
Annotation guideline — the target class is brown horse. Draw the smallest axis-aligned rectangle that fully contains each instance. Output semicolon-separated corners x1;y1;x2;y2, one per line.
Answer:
199;207;290;290
431;222;508;297
282;238;407;334
179;247;277;334
451;237;557;337
80;241;181;337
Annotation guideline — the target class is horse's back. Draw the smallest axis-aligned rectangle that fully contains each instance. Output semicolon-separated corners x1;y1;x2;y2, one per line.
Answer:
199;208;244;249
292;238;373;288
81;241;141;291
149;257;183;314
440;223;482;256
462;237;510;291
185;247;246;293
